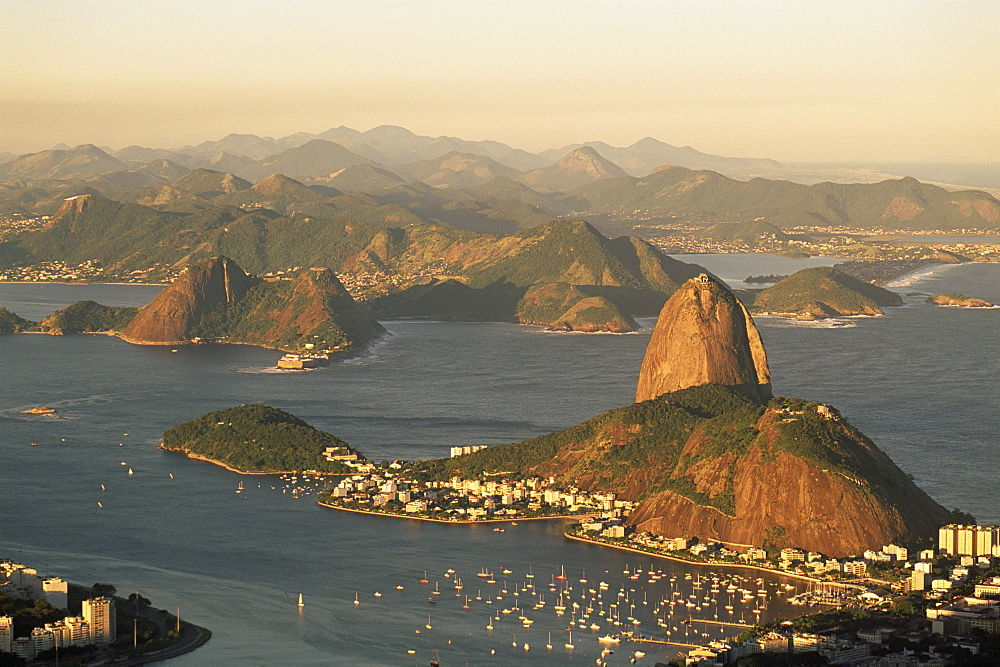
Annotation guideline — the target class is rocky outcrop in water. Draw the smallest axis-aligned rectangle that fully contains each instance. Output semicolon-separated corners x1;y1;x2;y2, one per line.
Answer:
119;256;384;352
927;293;995;308
636;273;771;403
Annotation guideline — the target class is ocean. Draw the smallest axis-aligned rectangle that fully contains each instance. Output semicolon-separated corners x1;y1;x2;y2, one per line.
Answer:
0;255;996;665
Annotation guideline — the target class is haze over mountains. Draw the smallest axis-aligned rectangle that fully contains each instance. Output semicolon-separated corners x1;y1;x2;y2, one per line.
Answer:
3;125;995;190
1;134;997;235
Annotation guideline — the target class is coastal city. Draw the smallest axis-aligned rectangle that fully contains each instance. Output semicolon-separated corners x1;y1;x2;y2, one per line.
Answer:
308;453;1000;663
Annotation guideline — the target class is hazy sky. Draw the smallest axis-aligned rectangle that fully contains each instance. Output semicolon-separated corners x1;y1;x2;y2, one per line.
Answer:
2;0;997;161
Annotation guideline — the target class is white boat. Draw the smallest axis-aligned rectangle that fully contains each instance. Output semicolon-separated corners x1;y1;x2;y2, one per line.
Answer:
599;634;620;643
353;593;359;605
297;593;304;607
236;481;244;493
127;468;133;475
564;629;575;649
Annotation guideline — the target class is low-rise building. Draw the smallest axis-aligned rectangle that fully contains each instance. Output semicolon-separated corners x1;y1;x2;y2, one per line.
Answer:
927;597;1000;635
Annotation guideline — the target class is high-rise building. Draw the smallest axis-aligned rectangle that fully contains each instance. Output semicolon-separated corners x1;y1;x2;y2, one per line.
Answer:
939;526;958;555
939;524;999;557
82;597;116;645
0;615;12;654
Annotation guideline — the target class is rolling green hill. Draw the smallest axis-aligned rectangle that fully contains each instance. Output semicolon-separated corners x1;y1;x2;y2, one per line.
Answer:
0;307;33;334
38;300;138;334
160;403;365;474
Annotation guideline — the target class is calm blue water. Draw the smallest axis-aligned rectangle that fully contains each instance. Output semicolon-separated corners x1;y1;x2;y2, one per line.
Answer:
0;256;997;665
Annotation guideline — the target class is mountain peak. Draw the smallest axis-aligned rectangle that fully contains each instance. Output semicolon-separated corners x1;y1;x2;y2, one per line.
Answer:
251;173;310;195
636;273;771;403
556;146;627;178
120;256;258;345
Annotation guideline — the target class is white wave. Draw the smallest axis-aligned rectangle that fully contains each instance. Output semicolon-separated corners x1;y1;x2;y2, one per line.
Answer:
884;263;960;289
756;315;857;329
533;328;646;336
234;366;295;374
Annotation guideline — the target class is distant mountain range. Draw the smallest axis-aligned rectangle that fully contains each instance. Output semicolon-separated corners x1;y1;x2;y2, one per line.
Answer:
1;142;997;234
2;125;997;191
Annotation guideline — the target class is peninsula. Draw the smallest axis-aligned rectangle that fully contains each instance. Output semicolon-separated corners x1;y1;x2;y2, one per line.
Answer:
159;403;369;475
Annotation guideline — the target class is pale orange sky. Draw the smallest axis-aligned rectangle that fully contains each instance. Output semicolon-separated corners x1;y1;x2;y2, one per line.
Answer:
2;0;998;162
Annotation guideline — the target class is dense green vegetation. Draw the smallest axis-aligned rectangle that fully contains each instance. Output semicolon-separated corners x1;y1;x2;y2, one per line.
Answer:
412;385;766;514
39;300;138;334
161;403;364;474
0;594;64;636
0;307;33;334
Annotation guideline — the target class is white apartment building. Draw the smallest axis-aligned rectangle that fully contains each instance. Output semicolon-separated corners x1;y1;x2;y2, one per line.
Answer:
82;596;116;645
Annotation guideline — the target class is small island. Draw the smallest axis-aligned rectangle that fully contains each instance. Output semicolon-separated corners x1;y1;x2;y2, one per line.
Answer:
927;293;996;308
159;403;369;475
749;266;903;320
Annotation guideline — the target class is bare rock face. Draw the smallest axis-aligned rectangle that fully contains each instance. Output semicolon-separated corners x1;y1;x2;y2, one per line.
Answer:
622;404;952;557
53;194;95;218
120;256;257;344
636;273;771;403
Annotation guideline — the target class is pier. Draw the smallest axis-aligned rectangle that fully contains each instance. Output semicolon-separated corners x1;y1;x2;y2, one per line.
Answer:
687;618;752;629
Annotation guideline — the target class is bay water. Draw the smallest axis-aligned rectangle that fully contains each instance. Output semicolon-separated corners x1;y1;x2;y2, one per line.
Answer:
0;255;996;665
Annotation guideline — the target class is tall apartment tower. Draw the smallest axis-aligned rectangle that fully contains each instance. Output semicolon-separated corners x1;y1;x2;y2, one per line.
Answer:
82;597;116;645
0;615;12;654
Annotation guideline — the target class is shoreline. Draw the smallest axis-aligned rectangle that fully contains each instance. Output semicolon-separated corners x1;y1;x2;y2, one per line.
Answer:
25;583;212;666
0;280;167;286
563;532;857;590
158;448;353;477
316;500;586;524
12;328;385;362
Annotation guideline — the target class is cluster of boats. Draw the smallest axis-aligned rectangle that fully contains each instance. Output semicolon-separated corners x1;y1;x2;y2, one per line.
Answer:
343;561;816;664
238;472;330;498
